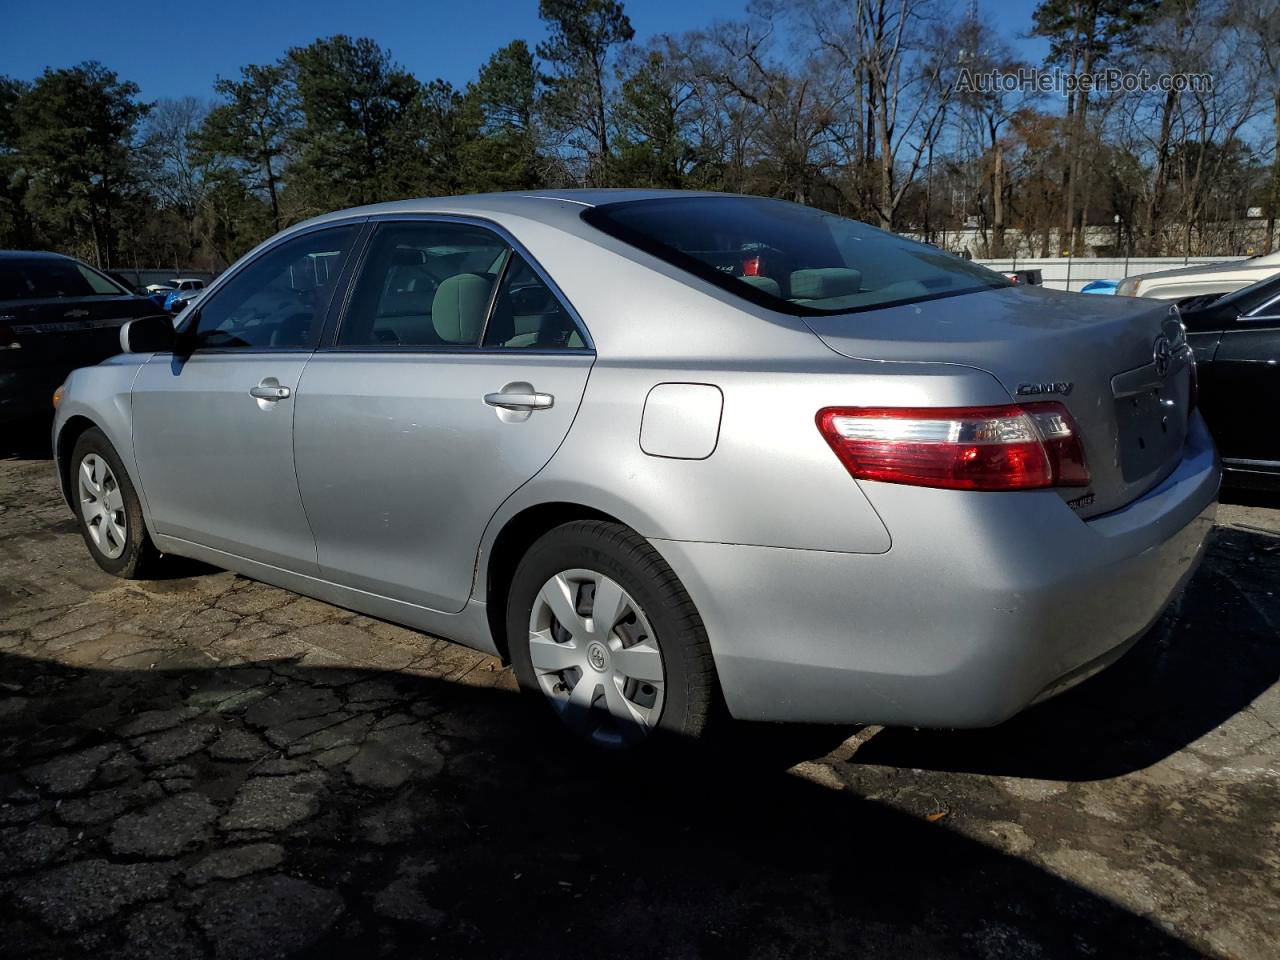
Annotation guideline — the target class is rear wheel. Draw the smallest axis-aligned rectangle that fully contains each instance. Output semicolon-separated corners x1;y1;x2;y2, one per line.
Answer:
71;428;160;578
507;520;719;749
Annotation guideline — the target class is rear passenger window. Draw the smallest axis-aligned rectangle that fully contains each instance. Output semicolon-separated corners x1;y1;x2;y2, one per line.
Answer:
338;223;509;347
483;254;583;349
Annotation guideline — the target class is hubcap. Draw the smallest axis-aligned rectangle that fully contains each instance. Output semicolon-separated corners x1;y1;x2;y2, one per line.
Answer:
528;568;665;748
586;641;609;672
78;453;127;559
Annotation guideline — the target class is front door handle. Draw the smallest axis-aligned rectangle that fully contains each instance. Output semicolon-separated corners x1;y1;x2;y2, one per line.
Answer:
249;380;291;401
484;390;554;411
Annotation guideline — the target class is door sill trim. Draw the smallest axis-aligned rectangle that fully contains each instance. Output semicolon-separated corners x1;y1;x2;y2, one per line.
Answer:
153;534;497;655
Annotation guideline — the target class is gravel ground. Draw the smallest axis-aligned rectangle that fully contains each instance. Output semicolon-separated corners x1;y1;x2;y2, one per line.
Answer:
1;424;1278;959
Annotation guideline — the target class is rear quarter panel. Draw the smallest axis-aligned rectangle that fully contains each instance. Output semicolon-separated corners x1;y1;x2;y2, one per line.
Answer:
473;217;1023;595
472;350;1017;613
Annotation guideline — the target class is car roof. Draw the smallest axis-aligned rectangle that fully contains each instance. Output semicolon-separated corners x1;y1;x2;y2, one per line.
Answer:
298;189;739;235
0;250;74;261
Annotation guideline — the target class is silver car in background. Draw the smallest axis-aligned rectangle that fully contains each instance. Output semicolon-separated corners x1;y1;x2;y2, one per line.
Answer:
52;191;1219;749
1115;250;1280;300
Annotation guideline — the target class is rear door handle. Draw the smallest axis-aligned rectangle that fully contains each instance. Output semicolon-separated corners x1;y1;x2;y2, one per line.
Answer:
249;381;291;401
484;390;554;411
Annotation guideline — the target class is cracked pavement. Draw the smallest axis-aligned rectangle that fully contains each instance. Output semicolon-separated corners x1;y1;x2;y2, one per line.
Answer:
1;426;1278;959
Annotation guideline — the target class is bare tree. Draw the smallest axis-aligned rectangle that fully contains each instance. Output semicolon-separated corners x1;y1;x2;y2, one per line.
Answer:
140;97;215;266
687;17;848;204
804;0;957;230
1118;0;1222;253
1230;0;1280;251
952;10;1042;254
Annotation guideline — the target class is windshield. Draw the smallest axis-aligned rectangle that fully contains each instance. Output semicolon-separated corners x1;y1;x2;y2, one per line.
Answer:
581;196;1010;315
0;258;129;300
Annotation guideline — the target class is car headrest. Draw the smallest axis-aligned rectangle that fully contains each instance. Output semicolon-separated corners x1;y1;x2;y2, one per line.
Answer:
431;273;493;344
390;247;426;266
790;268;863;300
387;263;434;293
738;275;782;298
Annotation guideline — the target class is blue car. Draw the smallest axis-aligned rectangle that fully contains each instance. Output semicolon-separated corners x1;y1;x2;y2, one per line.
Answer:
161;278;206;312
164;289;201;314
1081;279;1119;295
144;286;173;308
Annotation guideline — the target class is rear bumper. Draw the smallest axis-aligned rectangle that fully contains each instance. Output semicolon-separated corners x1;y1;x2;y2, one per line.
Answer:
651;412;1220;727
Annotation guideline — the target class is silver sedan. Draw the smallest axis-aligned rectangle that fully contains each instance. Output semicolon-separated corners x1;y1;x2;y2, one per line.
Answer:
52;191;1219;749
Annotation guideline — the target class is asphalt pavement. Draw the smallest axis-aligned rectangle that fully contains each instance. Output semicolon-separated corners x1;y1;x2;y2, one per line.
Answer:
1;424;1277;959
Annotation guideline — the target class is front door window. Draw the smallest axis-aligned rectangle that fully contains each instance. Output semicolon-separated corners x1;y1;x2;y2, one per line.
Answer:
188;226;358;350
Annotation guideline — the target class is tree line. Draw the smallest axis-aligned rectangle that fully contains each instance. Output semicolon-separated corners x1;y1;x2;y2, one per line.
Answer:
1;0;1278;272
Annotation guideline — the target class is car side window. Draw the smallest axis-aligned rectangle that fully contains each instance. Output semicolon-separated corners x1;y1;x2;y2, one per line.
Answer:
76;263;127;295
189;226;358;350
483;253;584;350
338;222;510;347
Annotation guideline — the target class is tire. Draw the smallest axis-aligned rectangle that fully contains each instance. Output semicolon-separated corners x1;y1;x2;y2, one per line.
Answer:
507;519;719;749
69;427;161;579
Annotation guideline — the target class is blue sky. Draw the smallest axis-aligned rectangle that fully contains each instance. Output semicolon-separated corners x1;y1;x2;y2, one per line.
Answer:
2;0;1048;101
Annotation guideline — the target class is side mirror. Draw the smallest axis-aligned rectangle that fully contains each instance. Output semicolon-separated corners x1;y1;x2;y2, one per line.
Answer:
120;314;177;354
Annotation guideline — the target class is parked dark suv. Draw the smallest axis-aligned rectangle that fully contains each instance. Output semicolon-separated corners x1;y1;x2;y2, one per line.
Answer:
0;251;167;423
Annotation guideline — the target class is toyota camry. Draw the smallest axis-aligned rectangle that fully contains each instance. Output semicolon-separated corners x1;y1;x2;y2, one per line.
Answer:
51;190;1219;749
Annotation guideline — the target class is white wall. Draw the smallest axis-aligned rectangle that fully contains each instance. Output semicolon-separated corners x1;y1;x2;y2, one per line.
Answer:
973;256;1248;292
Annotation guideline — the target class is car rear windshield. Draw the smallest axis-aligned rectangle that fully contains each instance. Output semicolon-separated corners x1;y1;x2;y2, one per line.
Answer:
581;196;1010;315
0;258;128;300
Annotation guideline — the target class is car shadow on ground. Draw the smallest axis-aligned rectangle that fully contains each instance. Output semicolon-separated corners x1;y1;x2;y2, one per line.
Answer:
0;648;1209;959
1;416;53;461
847;524;1280;782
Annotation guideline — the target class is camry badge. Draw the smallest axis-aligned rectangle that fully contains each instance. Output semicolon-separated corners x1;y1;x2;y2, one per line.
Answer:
1016;381;1074;397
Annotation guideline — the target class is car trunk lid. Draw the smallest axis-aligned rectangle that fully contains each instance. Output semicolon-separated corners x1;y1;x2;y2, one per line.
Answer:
799;285;1193;517
0;295;161;368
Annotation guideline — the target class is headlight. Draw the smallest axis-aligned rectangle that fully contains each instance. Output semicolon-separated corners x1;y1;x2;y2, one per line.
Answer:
1115;277;1139;297
52;383;65;410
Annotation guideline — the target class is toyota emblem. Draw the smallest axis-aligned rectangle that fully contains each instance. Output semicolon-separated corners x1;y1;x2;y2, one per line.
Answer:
1153;335;1172;378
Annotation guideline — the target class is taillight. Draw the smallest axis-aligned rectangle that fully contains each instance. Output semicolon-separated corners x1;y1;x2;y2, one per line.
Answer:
742;255;762;277
816;403;1090;491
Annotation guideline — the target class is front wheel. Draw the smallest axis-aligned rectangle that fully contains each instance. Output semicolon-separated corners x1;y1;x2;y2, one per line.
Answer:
70;427;160;578
507;520;719;749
